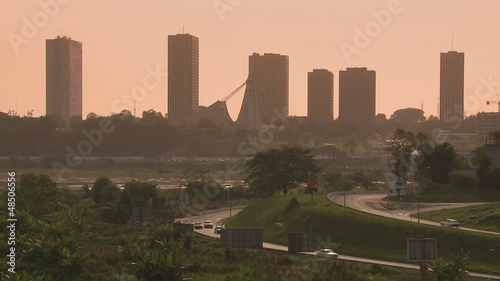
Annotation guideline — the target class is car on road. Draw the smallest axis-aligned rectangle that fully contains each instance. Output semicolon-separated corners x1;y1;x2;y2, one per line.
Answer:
315;249;339;258
204;220;214;228
194;222;203;229
214;225;224;234
440;218;460;228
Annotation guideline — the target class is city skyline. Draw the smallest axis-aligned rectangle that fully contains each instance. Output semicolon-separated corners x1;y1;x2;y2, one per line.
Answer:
2;1;500;121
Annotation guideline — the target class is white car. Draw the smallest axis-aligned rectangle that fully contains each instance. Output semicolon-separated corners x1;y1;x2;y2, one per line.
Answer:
204;220;214;228
440;218;460;228
315;249;339;258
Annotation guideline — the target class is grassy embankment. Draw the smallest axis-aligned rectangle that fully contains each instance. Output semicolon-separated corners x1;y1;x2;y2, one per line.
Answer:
227;193;500;275
417;203;500;233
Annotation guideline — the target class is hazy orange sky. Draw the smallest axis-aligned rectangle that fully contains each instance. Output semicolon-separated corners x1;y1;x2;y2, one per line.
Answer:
2;1;500;121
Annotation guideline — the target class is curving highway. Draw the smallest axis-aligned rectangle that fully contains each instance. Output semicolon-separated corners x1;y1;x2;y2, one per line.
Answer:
327;192;500;236
183;201;500;280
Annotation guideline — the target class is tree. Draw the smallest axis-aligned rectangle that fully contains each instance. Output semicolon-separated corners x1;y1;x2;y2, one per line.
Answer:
375;113;387;124
86;112;98;119
142;109;165;125
245;145;320;196
123;180;158;208
429;249;470;281
390;108;426;125
344;171;373;190
91;176;125;222
387;129;416;183
416;142;461;184
39;115;65;131
470;146;492;180
91;176;119;206
344;139;357;157
19;173;59;217
450;171;476;190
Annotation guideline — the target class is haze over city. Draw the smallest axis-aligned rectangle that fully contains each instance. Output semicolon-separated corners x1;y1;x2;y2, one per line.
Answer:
2;0;500;120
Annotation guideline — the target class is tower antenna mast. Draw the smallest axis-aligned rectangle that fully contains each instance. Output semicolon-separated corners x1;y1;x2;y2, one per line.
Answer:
451;30;454;51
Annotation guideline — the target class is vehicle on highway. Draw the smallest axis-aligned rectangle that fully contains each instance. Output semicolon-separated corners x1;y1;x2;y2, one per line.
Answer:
204;220;214;228
214;225;224;234
440;218;460;228
194;222;203;229
315;249;339;258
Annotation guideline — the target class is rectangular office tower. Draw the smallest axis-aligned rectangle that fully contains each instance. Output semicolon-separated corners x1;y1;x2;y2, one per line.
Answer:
168;33;199;122
338;67;376;128
308;69;334;122
440;51;464;123
46;36;82;125
248;53;289;122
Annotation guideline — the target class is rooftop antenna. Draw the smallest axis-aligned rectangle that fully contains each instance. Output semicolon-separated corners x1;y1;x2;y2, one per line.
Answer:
451;30;454;51
133;100;136;117
183;25;185;34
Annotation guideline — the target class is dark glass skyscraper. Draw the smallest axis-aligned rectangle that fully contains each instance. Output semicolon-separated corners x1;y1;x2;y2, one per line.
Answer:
338;67;376;128
168;33;199;122
440;51;464;123
46;36;82;125
308;69;334;122
248;53;289;122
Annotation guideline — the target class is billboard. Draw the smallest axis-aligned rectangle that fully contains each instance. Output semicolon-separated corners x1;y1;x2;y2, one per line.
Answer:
220;229;263;248
131;207;151;222
306;177;319;192
173;222;194;235
386;172;405;194
407;238;437;261
288;232;315;253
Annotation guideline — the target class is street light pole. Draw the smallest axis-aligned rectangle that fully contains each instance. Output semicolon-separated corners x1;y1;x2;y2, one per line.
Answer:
343;164;347;209
343;189;346;209
417;201;420;224
228;187;232;222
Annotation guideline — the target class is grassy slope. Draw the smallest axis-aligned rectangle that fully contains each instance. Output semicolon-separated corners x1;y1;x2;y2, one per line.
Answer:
227;193;500;275
416;203;500;232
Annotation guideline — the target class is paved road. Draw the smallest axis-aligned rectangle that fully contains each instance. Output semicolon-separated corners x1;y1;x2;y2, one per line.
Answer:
183;205;500;280
327;192;500;236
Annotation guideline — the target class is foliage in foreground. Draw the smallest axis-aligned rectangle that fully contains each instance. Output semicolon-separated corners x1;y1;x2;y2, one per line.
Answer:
245;145;320;197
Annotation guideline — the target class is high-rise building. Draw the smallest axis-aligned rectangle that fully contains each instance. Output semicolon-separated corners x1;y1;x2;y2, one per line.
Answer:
338;67;376;127
46;36;82;125
440;51;464;123
308;69;333;122
248;53;289;122
168;33;199;122
478;112;500;138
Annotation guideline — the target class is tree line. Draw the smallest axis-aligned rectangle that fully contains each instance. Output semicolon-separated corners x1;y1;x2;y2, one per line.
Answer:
0;107;484;159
